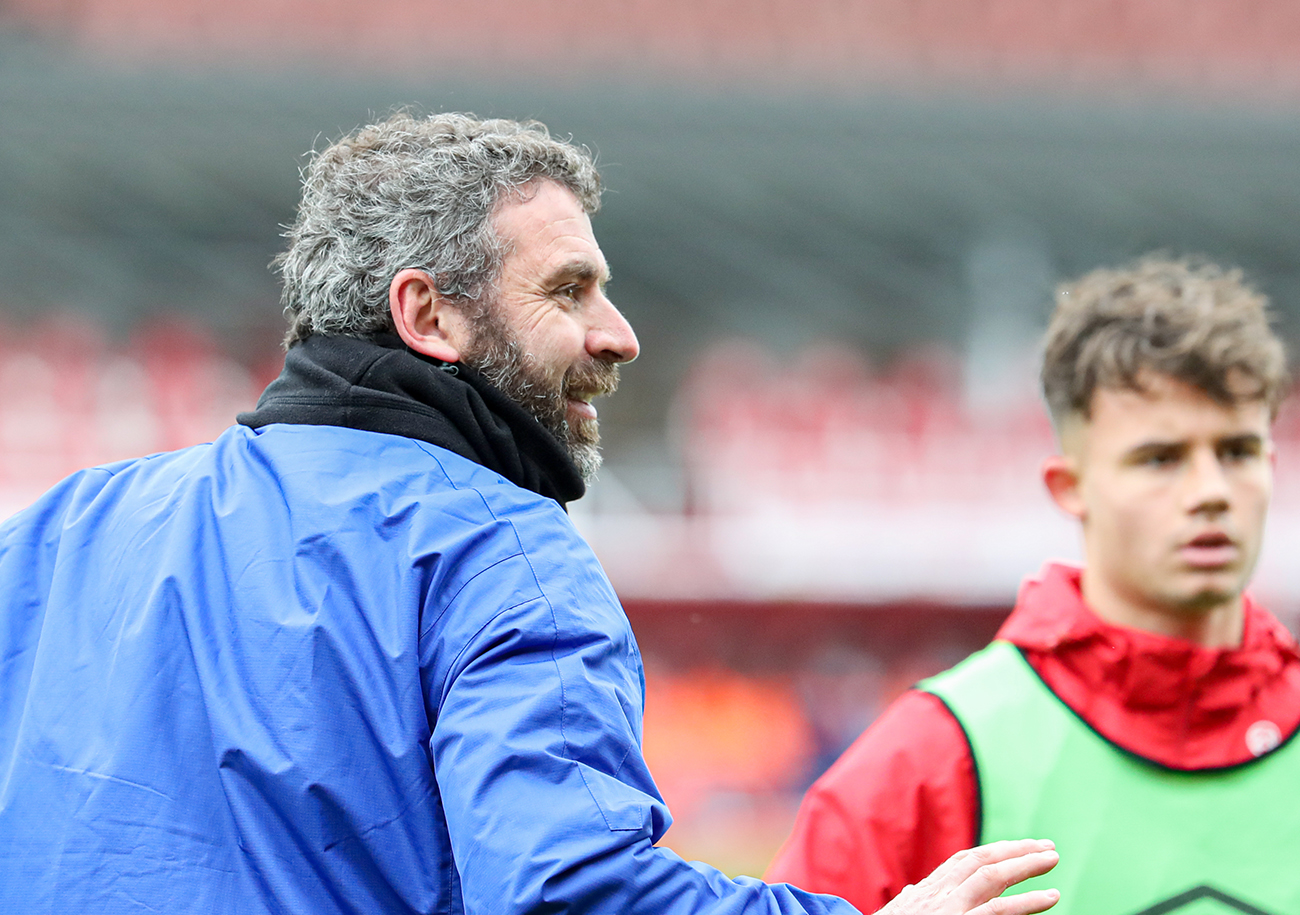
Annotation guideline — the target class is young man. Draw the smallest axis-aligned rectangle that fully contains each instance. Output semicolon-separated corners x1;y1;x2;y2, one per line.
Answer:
0;112;1059;915
767;257;1300;915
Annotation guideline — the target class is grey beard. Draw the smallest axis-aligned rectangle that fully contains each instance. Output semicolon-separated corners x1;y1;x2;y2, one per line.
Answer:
460;309;613;485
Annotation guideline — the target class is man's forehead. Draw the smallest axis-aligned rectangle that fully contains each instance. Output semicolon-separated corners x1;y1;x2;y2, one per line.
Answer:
493;180;587;231
493;181;606;271
1071;375;1271;447
1093;373;1266;417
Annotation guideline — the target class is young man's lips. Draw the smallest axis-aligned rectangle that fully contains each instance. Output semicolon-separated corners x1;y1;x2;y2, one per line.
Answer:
1180;534;1238;568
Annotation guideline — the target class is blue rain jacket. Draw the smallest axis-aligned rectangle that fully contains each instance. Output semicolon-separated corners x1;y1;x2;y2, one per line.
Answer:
0;422;856;915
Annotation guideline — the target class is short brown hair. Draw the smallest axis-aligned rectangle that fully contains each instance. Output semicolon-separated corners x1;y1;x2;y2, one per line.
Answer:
1041;256;1287;424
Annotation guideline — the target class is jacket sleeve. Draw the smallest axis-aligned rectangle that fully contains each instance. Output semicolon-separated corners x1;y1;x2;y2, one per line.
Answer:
764;690;978;915
424;535;862;915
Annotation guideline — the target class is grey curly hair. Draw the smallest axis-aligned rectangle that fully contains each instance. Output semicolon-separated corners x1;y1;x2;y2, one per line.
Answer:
275;111;602;347
1042;255;1288;424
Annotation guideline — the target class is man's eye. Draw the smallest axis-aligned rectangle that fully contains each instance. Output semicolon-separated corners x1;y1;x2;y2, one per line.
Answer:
1221;441;1261;462
1141;450;1179;467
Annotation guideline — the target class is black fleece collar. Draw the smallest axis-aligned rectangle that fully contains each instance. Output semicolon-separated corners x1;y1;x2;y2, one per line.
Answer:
237;333;585;507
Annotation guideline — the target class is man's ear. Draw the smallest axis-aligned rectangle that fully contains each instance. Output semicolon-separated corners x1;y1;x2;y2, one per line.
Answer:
389;268;472;363
1042;454;1086;521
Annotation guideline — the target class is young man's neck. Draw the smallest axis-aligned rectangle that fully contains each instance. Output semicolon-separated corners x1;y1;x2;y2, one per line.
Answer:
1079;571;1245;649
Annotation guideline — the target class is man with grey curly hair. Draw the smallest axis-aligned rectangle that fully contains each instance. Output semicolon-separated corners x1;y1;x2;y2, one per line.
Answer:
0;111;1059;915
277;111;601;341
270;110;617;483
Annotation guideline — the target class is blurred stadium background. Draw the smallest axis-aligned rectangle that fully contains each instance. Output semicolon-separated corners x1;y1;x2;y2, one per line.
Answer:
6;0;1300;876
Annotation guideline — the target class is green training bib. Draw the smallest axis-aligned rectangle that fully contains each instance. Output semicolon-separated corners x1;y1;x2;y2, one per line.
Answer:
922;641;1300;915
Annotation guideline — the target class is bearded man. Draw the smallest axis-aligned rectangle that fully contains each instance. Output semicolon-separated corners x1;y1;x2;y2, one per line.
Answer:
0;112;1058;915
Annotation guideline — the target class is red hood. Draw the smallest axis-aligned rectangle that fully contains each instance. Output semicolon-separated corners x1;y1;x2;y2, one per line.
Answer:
995;562;1300;769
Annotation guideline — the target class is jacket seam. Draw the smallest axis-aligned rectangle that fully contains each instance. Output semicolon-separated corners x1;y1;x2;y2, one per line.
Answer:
417;473;635;830
421;550;527;643
432;577;539;705
917;687;984;848
512;545;631;832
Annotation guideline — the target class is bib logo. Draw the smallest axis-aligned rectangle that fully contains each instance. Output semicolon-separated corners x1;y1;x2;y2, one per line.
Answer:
1135;886;1275;915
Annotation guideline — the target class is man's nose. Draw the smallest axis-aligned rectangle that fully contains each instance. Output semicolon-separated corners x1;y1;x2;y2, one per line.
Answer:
1187;448;1231;515
586;294;640;364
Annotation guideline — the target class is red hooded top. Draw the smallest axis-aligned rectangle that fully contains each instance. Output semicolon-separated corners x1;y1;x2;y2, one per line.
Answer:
765;563;1300;914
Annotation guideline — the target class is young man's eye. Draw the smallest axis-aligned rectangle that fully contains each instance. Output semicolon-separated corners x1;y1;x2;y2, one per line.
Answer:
1140;449;1180;467
1221;441;1261;462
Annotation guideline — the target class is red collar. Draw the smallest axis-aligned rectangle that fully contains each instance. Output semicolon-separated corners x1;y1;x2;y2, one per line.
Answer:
995;563;1300;768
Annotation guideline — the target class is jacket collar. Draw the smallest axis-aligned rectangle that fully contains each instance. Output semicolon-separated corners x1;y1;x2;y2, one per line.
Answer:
999;562;1300;716
237;333;586;507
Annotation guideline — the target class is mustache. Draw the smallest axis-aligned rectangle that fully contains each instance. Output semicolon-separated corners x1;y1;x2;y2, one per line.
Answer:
563;360;620;400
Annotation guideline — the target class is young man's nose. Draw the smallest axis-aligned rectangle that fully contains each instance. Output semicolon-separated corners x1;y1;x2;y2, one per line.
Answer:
1186;448;1232;514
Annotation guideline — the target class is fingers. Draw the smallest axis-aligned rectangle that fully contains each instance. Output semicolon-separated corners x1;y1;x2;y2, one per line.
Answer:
966;844;1058;891
877;839;1060;915
955;849;1058;909
919;839;1057;889
973;889;1061;915
902;839;1058;915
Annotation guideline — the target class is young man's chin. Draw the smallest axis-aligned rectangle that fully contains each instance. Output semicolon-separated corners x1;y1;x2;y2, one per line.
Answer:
1166;578;1245;615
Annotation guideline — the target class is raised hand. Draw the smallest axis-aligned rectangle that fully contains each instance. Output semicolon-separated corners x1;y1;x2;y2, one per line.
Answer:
873;839;1059;915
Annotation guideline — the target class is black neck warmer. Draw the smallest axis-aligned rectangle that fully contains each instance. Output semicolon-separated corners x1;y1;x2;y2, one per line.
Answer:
237;333;585;507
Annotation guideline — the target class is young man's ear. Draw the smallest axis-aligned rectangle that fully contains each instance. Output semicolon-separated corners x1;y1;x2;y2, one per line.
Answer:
389;268;472;363
1043;454;1086;520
